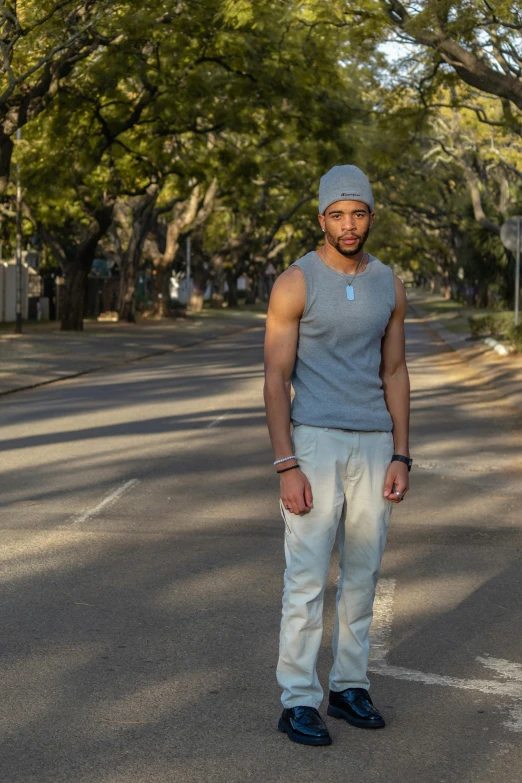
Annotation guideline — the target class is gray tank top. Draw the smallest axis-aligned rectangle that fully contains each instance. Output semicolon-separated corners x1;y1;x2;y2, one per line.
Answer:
291;250;396;431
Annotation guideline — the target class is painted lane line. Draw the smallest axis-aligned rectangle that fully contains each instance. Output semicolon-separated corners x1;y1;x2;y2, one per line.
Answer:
368;661;522;699
505;704;522;732
369;578;522;731
207;412;229;428
67;479;140;526
477;655;522;684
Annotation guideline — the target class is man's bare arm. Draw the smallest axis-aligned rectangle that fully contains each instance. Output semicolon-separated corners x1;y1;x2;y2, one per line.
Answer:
264;266;313;514
380;275;410;501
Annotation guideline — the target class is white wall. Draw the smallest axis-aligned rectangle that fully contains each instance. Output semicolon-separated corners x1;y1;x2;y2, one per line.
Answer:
2;261;29;321
0;263;6;321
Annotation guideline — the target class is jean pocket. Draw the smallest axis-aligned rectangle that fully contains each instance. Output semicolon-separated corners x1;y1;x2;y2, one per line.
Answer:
279;498;292;534
384;430;394;454
292;424;317;452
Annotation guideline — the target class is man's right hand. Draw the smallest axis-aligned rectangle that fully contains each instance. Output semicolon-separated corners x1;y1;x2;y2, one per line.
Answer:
280;469;313;515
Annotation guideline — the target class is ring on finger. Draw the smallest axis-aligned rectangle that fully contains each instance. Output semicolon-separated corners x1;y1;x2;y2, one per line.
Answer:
394;490;404;500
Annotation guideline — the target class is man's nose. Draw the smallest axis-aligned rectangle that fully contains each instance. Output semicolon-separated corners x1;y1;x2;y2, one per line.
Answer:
341;217;356;232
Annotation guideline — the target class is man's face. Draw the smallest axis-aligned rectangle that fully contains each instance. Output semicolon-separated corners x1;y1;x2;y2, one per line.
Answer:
317;200;374;257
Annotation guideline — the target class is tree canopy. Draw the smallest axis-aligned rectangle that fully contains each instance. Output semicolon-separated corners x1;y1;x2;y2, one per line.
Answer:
1;0;521;327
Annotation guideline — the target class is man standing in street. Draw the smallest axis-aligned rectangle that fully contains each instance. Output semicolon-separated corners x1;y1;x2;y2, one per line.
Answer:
263;165;411;746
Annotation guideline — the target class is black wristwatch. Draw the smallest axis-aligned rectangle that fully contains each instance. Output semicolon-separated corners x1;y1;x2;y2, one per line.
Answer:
391;454;413;472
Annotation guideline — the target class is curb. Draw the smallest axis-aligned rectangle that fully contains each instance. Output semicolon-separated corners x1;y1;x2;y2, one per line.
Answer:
408;299;522;415
0;323;263;398
407;301;465;355
407;301;513;357
483;337;511;356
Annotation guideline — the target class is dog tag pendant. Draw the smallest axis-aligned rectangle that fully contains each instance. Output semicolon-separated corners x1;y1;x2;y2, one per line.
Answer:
346;284;355;301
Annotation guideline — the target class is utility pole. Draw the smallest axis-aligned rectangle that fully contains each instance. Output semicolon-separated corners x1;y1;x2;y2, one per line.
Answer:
515;216;522;326
186;234;192;305
15;128;22;334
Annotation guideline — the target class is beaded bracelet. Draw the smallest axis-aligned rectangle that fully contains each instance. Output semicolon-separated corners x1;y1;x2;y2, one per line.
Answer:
273;455;297;465
277;464;300;474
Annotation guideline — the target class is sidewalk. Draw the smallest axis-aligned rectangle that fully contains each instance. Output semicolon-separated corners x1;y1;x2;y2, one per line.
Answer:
0;310;266;396
407;290;522;414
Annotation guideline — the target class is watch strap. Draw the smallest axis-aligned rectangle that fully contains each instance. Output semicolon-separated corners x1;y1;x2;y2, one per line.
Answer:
392;454;412;471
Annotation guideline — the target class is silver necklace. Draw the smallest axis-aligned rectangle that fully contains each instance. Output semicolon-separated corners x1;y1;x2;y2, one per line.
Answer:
321;245;366;301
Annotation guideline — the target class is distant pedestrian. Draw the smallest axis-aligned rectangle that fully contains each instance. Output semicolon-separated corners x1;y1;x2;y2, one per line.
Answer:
264;165;411;746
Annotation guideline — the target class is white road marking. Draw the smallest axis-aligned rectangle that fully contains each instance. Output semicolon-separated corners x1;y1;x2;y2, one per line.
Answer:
206;412;229;428
505;704;522;732
477;655;522;684
369;578;522;731
369;661;522;699
67;479;140;526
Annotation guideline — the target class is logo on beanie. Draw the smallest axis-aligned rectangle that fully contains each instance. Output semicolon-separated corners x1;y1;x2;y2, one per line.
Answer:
341;192;361;197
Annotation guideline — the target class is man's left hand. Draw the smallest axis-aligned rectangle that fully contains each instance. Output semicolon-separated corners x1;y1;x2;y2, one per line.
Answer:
383;461;409;503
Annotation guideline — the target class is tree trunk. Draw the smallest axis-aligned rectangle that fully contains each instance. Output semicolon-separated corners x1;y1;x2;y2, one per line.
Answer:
187;232;210;313
245;265;259;304
59;202;115;330
118;187;159;323
119;260;138;323
155;265;171;317
225;268;238;307
61;263;89;331
150;179;219;316
441;266;452;299
151;187;200;316
209;264;225;308
477;281;488;309
0;130;13;196
189;290;204;312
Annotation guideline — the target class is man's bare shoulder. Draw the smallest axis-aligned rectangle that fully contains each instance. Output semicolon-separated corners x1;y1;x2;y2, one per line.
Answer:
392;273;407;317
276;264;305;285
268;265;306;320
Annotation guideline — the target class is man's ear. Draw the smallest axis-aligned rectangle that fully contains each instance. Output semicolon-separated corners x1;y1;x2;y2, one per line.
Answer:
318;214;325;232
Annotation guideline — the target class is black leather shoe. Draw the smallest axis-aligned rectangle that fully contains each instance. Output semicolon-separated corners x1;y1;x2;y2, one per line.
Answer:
327;688;385;728
278;706;332;746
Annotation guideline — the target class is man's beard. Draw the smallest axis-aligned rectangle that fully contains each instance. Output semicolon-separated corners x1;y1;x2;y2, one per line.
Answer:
327;225;370;257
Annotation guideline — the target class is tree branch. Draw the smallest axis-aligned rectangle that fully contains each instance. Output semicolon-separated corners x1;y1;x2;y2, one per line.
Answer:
383;0;522;111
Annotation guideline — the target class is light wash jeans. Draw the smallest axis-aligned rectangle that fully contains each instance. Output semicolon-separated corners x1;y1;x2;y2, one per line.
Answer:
277;424;394;709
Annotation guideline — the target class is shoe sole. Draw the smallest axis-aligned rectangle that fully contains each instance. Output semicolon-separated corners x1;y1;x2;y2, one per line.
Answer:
278;718;332;746
327;704;385;729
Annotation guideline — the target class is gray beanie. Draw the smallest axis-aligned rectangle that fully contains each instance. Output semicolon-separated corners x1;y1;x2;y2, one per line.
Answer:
318;165;374;214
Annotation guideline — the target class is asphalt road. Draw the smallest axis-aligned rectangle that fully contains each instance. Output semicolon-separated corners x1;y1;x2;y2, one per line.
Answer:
2;310;522;783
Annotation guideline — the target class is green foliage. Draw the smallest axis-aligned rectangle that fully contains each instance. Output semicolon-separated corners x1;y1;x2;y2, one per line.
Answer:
468;312;515;338
2;0;522;324
468;314;522;352
511;324;522;352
